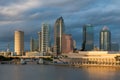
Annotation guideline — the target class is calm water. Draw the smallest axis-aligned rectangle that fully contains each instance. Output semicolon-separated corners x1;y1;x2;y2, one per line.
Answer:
0;65;120;80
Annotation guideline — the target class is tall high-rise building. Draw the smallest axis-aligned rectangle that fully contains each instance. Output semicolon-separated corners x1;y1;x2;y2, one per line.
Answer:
30;38;39;51
14;31;24;56
38;23;50;55
100;26;111;51
62;34;73;53
54;17;65;55
82;24;94;51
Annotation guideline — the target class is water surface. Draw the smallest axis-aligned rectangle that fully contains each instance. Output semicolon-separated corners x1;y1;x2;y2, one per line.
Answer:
0;65;120;80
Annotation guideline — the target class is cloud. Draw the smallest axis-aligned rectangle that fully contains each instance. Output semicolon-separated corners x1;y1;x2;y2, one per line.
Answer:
0;0;40;16
0;0;119;49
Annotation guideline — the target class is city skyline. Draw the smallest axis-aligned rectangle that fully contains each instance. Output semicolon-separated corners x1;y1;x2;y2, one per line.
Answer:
0;0;120;50
1;1;120;80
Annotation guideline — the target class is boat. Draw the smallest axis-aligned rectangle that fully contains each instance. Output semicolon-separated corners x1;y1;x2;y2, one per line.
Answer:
20;59;26;65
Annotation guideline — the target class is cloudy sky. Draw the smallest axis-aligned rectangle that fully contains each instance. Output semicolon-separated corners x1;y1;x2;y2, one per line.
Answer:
0;0;120;50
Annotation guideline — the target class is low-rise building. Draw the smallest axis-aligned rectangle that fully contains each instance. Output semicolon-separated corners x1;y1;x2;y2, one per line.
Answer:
64;51;120;66
25;51;43;56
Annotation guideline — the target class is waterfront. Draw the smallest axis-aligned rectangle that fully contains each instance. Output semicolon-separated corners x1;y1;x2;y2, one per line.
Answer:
0;65;120;80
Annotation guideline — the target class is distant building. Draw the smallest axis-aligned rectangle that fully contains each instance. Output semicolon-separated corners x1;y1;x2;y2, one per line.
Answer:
82;24;94;51
25;51;41;56
111;42;119;51
38;32;42;52
73;40;76;49
54;17;65;55
100;26;111;51
30;38;39;51
62;34;73;53
14;31;24;56
38;23;50;55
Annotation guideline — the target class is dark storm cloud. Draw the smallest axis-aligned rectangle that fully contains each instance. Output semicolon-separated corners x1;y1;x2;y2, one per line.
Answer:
0;0;120;48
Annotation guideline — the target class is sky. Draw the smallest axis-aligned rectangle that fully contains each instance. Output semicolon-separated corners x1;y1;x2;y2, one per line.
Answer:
0;0;120;51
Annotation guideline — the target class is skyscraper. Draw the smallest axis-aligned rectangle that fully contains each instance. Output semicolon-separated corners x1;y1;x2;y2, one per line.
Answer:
38;23;50;55
14;30;24;56
54;17;65;55
100;26;111;51
82;24;94;51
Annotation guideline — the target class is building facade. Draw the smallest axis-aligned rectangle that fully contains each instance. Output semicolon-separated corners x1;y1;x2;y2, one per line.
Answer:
54;17;65;55
30;38;39;51
38;23;50;55
82;24;94;51
111;42;119;51
14;31;24;56
65;51;120;67
38;32;42;52
100;26;111;51
62;34;73;53
73;40;76;49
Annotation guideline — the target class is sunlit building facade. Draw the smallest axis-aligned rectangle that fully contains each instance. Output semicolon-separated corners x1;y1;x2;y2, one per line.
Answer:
14;31;24;56
62;34;73;53
54;17;65;55
66;51;120;67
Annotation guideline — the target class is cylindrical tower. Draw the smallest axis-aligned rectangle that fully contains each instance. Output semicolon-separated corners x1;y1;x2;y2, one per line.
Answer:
14;31;24;56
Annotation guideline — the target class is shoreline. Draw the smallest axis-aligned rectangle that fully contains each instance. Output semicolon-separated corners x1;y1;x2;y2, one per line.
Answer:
71;64;120;68
1;61;120;68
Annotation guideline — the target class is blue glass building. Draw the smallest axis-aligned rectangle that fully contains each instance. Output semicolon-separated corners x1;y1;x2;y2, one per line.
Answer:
82;24;94;51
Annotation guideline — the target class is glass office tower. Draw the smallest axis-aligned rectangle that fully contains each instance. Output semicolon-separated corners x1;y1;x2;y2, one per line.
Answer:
54;17;65;55
82;24;94;51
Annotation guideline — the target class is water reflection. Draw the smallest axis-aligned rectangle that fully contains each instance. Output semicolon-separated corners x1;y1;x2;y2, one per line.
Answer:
84;66;120;80
14;65;22;80
0;65;120;80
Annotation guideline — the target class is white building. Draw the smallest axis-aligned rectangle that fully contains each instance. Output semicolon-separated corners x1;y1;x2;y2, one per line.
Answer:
38;23;50;55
